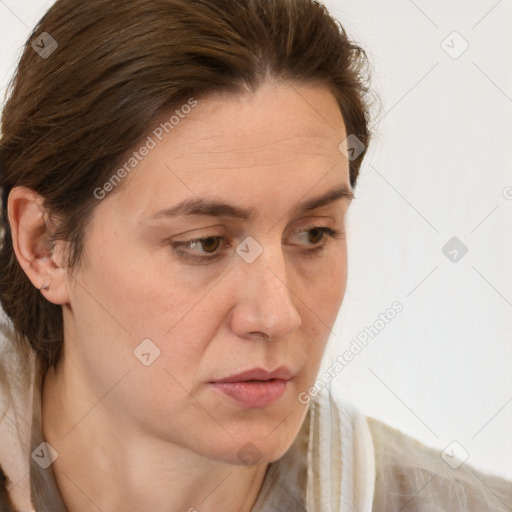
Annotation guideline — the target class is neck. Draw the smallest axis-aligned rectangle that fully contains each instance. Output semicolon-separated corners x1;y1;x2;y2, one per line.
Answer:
41;363;269;512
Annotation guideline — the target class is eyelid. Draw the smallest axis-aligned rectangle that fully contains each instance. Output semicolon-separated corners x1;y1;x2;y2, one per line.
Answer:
167;220;344;262
169;220;337;242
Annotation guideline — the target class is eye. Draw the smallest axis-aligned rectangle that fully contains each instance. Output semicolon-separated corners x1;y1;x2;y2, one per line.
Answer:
291;225;344;255
169;225;344;263
295;227;332;245
171;235;227;261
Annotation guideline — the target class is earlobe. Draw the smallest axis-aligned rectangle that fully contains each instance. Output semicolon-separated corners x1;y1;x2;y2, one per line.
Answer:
7;186;70;305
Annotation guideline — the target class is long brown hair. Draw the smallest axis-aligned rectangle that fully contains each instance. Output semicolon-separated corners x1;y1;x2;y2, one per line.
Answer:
0;0;375;372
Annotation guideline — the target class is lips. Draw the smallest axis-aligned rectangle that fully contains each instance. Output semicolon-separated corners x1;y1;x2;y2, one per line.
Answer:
212;366;293;383
210;366;293;409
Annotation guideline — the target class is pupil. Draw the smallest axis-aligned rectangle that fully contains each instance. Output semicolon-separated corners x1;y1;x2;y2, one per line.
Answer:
309;229;322;243
201;237;219;253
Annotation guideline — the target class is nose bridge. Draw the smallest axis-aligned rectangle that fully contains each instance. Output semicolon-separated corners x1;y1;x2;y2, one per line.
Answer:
232;236;302;340
253;243;289;300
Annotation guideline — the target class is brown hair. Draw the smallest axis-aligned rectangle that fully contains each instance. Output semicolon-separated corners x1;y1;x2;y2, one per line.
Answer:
0;0;375;371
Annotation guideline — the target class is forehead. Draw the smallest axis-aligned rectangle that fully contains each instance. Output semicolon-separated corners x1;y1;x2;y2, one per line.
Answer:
172;83;346;164
105;82;350;217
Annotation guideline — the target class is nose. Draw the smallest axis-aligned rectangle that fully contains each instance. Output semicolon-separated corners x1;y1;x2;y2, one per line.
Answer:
229;241;302;342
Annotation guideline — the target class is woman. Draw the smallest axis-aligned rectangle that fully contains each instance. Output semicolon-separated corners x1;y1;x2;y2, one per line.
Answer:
0;0;510;510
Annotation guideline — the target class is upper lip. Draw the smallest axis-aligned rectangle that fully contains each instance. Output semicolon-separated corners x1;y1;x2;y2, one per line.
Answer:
212;366;293;383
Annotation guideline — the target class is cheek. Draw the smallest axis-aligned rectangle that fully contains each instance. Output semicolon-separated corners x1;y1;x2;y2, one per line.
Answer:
305;246;347;326
73;229;197;340
298;248;347;364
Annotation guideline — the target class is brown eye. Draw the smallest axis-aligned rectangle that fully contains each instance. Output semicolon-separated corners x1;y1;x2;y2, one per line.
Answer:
307;228;326;245
171;226;342;264
200;237;221;253
170;234;230;263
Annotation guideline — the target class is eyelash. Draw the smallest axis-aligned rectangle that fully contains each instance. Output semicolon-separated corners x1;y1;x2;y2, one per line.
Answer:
169;225;344;263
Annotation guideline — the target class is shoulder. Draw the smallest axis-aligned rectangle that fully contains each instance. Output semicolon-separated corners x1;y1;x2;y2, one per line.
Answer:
0;315;37;511
0;464;18;512
366;416;512;511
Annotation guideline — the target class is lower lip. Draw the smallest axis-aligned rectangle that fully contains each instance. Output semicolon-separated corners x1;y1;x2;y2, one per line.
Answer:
210;379;289;409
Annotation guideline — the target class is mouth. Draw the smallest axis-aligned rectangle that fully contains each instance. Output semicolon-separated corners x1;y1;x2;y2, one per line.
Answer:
210;366;293;409
212;366;293;383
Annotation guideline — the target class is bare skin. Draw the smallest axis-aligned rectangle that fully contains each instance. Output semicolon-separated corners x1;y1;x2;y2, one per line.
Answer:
9;80;352;511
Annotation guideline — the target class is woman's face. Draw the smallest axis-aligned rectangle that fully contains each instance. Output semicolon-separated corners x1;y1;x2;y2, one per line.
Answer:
62;81;352;464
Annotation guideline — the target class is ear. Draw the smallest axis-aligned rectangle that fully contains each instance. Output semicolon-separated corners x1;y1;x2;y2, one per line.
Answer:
7;186;70;305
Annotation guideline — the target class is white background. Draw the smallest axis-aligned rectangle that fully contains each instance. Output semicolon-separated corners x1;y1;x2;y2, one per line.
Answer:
1;0;511;480
322;0;512;481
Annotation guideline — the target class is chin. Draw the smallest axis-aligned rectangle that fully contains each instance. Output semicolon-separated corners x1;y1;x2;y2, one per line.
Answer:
213;440;294;466
205;420;302;466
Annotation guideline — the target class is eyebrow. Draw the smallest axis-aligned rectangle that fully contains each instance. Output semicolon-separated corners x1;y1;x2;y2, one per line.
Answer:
144;184;354;222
